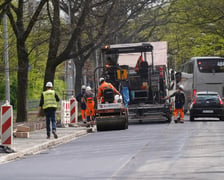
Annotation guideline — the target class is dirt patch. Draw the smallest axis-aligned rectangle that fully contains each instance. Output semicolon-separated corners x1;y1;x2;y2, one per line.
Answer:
13;111;61;131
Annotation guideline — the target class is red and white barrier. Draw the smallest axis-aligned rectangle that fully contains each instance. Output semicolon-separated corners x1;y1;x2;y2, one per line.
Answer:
61;96;78;127
70;96;78;123
1;101;13;146
61;100;70;127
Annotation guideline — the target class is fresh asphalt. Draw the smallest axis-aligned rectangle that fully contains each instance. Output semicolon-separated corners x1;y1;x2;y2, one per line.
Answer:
0;124;93;164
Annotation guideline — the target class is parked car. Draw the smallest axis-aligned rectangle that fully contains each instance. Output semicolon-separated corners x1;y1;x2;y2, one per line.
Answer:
189;91;224;121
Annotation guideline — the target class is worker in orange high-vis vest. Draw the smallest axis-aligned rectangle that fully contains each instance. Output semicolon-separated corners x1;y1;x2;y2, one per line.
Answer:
164;85;185;123
134;55;143;72
97;77;120;103
84;86;95;127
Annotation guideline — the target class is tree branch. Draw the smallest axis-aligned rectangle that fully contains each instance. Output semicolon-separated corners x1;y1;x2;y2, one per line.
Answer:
24;0;48;40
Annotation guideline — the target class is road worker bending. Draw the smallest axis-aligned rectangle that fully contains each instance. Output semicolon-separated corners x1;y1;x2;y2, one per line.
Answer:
84;86;95;127
97;77;120;103
164;84;185;123
76;85;87;123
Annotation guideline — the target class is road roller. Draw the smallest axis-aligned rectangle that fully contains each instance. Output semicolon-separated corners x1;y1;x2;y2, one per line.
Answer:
93;47;129;131
95;100;128;131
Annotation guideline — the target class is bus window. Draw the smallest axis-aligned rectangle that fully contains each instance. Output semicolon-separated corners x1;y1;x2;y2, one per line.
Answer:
188;62;193;74
197;59;224;73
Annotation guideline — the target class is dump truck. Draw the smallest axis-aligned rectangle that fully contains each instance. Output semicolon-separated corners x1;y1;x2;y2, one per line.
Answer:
99;42;172;123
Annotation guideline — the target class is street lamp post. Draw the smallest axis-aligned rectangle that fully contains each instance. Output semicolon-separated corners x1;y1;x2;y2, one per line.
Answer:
66;0;75;97
3;13;10;102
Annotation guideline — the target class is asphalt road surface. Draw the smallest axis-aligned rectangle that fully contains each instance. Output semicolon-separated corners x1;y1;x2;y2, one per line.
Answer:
1;115;224;180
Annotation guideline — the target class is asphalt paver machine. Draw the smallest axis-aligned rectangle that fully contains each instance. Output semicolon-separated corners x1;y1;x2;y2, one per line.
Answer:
97;42;172;123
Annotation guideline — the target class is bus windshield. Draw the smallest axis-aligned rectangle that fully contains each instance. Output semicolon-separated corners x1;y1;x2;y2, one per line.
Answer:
197;58;224;73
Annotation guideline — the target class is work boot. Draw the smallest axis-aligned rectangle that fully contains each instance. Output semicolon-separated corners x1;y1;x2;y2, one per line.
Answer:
174;119;178;123
91;121;94;127
52;130;58;139
179;120;184;123
47;135;50;139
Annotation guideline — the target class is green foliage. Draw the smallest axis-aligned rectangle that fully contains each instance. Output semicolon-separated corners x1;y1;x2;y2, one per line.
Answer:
126;0;224;71
53;79;66;100
0;76;17;109
9;77;17;108
0;7;65;107
156;0;224;70
1;0;224;110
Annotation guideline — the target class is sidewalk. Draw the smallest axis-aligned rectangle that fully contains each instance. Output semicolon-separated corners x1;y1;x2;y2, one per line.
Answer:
0;124;94;164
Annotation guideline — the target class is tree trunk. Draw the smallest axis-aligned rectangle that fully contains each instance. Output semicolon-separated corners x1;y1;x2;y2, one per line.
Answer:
16;42;29;122
44;64;56;90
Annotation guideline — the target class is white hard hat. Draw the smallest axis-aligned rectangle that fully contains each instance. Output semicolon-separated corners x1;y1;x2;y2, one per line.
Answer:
99;77;104;83
86;86;91;91
81;85;86;90
178;84;184;90
46;82;53;87
115;95;122;103
114;94;120;101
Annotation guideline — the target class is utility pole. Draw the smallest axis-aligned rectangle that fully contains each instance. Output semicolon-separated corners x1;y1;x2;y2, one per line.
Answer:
65;0;75;98
3;13;10;102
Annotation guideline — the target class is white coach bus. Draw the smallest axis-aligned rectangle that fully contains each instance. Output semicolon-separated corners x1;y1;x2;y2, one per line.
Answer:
178;56;224;111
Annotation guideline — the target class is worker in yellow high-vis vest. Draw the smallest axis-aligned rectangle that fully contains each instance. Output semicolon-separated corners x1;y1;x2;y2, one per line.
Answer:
38;82;60;139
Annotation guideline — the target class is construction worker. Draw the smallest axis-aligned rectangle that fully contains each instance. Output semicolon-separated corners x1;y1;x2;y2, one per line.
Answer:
38;82;60;139
97;77;120;103
164;84;185;123
76;85;87;123
134;55;143;72
84;86;95;127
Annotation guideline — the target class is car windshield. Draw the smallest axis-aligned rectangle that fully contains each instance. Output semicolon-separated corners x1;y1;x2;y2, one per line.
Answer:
196;94;219;102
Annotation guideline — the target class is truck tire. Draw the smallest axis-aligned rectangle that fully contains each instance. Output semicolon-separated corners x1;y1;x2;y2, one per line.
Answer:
124;109;128;129
124;118;128;129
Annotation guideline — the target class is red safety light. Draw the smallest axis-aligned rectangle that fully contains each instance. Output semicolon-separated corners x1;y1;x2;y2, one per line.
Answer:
193;89;197;97
104;45;109;49
159;67;163;77
218;95;223;105
198;61;201;65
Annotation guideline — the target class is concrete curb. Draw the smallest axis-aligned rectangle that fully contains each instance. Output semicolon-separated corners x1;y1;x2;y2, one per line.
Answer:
0;128;92;164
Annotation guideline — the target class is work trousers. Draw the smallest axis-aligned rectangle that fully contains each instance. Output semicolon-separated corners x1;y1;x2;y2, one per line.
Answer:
81;109;86;121
86;102;95;117
173;107;184;121
45;109;57;136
